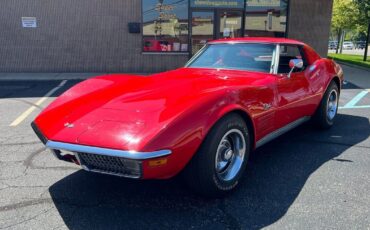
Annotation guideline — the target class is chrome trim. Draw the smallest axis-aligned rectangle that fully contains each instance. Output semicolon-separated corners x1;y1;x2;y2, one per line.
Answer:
215;129;246;182
45;141;172;160
273;44;280;74
287;59;304;78
256;116;310;148
186;43;279;74
184;44;208;67
326;89;338;120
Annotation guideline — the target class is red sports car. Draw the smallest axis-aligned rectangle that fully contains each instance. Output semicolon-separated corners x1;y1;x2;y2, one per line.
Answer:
32;38;343;197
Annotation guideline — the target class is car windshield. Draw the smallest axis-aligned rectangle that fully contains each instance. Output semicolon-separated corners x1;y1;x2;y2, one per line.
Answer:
186;43;276;73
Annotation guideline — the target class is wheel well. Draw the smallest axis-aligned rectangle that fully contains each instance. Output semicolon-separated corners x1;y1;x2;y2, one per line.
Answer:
332;76;341;93
228;110;255;150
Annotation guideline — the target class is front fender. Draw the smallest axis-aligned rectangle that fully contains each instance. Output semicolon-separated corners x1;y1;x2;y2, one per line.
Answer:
140;89;253;179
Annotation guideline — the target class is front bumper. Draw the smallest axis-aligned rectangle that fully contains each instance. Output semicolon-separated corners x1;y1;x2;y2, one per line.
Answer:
31;122;172;179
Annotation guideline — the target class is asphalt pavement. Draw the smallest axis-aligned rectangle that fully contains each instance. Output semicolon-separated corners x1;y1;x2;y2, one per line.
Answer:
0;66;369;229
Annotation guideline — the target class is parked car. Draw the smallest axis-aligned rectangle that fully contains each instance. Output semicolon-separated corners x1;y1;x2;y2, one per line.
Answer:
342;41;354;50
328;41;337;50
356;41;366;49
32;37;344;197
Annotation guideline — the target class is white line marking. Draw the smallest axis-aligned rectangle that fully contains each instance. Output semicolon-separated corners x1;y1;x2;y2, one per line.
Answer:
339;105;370;109
342;90;369;108
9;80;67;127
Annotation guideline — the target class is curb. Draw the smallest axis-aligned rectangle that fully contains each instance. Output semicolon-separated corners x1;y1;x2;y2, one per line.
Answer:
334;61;370;72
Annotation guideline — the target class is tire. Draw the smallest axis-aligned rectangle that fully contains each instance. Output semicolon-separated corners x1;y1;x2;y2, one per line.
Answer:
313;81;339;129
183;113;250;197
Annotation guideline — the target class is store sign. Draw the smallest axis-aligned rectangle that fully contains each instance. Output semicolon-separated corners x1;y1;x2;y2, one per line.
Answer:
246;0;281;7
190;0;244;9
22;17;37;28
156;3;177;20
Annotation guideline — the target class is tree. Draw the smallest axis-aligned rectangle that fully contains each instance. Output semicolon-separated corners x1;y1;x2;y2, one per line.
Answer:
331;0;360;54
353;0;370;61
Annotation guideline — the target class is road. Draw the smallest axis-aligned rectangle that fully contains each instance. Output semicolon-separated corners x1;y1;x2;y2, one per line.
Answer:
0;67;369;229
328;48;369;56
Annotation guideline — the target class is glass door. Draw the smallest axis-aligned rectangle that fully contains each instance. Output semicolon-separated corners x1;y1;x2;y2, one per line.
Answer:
217;10;243;39
191;11;214;55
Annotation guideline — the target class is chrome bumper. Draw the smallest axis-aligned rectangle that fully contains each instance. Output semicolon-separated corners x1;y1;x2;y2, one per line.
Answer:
46;141;172;160
31;122;172;179
45;141;172;179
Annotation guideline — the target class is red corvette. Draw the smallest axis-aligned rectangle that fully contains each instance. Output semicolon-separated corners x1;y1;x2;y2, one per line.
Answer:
32;38;343;197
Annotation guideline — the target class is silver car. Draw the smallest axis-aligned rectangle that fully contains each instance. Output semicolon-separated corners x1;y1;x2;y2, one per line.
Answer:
343;42;354;50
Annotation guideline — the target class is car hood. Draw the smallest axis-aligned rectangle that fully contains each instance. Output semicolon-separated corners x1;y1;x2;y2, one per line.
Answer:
35;68;272;151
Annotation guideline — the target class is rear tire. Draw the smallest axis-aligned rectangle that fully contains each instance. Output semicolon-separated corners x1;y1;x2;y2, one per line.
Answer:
313;81;339;129
183;113;250;197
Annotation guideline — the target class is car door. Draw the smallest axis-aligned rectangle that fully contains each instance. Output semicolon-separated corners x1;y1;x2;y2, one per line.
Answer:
274;44;312;129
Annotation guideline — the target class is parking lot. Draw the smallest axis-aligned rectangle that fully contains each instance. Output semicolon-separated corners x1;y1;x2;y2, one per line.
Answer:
0;66;369;229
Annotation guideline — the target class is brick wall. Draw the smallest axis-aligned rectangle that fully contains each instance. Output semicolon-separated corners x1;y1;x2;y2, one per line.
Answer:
0;0;188;72
287;0;334;57
0;0;333;72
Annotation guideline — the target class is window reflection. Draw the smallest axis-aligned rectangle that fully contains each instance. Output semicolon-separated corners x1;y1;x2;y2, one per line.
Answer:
219;11;242;39
188;43;275;73
191;11;214;54
142;0;189;52
245;0;287;37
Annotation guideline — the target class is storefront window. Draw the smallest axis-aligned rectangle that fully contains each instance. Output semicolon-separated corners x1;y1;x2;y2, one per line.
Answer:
142;0;189;52
245;0;288;37
142;0;289;54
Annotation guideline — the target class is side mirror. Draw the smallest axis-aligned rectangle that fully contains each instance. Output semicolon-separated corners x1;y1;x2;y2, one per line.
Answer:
288;59;304;78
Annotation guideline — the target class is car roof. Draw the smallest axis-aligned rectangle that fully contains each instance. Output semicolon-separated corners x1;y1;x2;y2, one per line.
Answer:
209;37;305;45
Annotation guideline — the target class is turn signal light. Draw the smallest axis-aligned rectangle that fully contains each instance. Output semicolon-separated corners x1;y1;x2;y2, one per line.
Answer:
148;158;168;167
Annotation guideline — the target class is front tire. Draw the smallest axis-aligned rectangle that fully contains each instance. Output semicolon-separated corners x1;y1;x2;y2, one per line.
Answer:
313;81;339;129
183;113;250;197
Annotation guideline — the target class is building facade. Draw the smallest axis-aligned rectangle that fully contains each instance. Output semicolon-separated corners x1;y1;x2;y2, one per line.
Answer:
0;0;333;73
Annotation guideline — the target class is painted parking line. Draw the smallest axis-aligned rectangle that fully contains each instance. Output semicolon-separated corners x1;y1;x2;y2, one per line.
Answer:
9;80;67;127
340;89;370;109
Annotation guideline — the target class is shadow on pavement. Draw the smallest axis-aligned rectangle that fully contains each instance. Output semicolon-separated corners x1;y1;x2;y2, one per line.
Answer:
0;80;81;98
49;114;370;229
342;81;361;90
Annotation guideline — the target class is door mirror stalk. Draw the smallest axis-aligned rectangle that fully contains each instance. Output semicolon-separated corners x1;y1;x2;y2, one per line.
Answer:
287;59;304;78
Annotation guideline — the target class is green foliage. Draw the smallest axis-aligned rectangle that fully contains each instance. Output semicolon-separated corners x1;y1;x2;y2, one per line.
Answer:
353;0;370;33
328;54;370;69
331;0;360;32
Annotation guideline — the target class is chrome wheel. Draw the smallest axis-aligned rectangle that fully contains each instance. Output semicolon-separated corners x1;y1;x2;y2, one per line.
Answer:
327;89;338;120
215;129;246;182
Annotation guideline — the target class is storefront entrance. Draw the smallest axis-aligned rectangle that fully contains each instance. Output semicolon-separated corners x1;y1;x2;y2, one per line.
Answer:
191;9;243;54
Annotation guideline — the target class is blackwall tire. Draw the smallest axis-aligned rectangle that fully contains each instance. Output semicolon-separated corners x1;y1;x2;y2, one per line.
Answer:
183;113;250;197
313;81;339;129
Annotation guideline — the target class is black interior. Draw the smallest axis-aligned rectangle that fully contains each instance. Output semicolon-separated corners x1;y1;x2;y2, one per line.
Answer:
278;56;297;73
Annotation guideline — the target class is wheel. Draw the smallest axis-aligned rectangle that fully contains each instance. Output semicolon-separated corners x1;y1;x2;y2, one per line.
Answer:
183;113;250;197
313;81;339;129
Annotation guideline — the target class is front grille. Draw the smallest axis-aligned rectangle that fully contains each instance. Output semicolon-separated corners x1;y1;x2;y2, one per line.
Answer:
76;152;142;178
